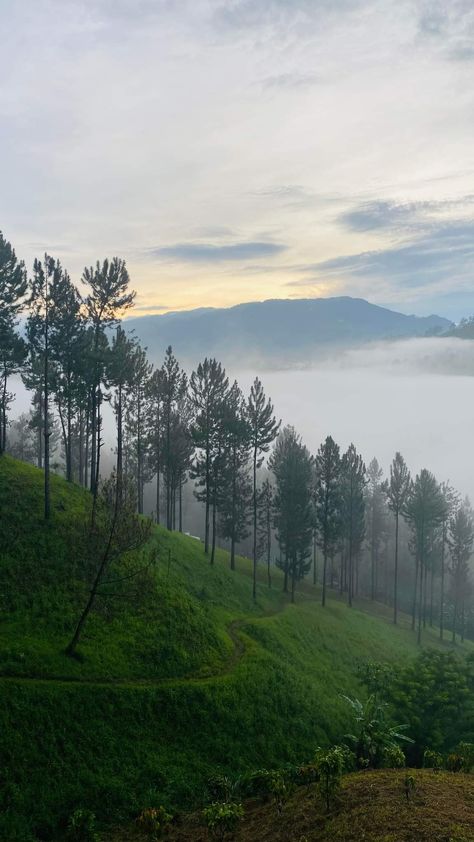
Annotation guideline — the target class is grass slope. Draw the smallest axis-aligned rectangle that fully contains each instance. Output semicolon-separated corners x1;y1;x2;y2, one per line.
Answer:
130;770;474;842
0;456;468;840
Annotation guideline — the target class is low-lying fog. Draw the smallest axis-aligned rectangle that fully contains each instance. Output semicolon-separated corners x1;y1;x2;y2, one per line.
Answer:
9;336;474;500
233;337;474;499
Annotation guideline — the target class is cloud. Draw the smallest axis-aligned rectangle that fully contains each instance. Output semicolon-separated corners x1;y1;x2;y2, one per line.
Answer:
338;196;474;233
293;221;474;289
417;1;474;61
260;72;320;89
339;201;418;232
150;241;287;263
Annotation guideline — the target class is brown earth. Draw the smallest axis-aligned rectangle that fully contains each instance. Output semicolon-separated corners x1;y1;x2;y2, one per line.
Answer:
105;769;474;842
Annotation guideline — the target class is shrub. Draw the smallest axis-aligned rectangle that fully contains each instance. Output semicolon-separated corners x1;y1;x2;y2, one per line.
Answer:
458;742;474;772
446;754;463;773
206;774;241;803
137;806;172;840
314;745;351;812
268;770;294;815
66;809;100;842
202;801;244;841
423;748;444;771
383;745;405;769
403;773;416;803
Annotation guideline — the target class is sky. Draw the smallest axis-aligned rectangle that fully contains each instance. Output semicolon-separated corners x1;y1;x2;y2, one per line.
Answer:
1;0;474;320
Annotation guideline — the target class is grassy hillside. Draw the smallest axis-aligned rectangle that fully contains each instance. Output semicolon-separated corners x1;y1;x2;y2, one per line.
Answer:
0;456;469;840
117;770;474;842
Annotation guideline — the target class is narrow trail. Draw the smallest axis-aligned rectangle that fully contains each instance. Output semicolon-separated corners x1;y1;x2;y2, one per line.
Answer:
0;598;297;691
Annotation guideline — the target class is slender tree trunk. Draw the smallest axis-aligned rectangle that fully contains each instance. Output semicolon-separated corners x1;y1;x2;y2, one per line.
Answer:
322;550;328;607
252;445;257;601
44;267;50;521
283;552;288;593
230;535;235;571
393;511;399;624
313;532;317;586
210;498;217;565
452;588;458;645
440;527;445;641
179;482;183;533
204;426;210;554
423;562;428;629
291;555;296;604
429;566;434;628
412;553;419;632
267;503;271;587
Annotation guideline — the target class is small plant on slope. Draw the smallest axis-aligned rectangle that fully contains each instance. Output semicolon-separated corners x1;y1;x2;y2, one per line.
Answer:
66;809;100;842
202;801;244;841
343;694;412;769
137;806;172;840
314;745;351;812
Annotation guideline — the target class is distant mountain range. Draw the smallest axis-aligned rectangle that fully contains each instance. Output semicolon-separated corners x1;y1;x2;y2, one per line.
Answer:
125;296;452;368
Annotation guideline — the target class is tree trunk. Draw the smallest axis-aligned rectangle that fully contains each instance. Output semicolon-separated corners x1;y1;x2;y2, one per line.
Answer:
44;271;51;521
393;511;399;624
322;550;327;607
210;499;217;565
252;445;257;601
439;527;445;641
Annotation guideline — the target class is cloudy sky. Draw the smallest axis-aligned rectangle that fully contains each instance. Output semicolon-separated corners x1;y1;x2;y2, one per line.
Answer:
1;0;474;319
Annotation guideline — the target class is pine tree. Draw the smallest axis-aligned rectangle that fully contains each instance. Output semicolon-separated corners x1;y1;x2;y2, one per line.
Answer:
340;444;366;607
247;378;280;600
82;257;135;500
189;358;229;555
160;346;187;529
314;435;341;607
270;426;313;603
385;452;411;624
0;231;27;454
217;382;251;570
448;500;474;644
404;470;447;644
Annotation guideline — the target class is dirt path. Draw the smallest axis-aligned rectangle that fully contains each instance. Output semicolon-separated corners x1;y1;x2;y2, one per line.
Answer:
0;600;292;689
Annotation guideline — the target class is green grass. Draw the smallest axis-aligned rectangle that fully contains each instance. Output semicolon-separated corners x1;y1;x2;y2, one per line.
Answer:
0;454;470;840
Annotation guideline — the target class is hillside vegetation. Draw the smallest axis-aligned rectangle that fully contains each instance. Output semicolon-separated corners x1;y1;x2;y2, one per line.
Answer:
0;456;469;840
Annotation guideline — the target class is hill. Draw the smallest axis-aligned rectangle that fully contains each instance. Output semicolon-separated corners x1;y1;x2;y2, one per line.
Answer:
108;770;474;842
125;296;451;367
0;456;468;840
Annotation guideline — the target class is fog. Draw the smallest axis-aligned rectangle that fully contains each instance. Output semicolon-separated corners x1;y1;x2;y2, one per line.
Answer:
233;337;474;500
9;336;474;502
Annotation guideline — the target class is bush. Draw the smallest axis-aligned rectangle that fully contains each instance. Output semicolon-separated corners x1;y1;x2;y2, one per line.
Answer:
383;745;405;769
268;770;294;815
314;746;351;812
423;749;444;771
446;754;463;773
202;801;244;841
458;742;474;772
66;809;100;842
137;806;172;839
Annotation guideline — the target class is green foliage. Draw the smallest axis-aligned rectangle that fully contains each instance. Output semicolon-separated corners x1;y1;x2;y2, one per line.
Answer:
202;801;244;840
423;748;444;771
1;457;468;839
343;694;412;769
268;770;294;815
387;650;474;765
314;745;351;811
66;808;100;842
446;754;464;773
457;741;474;772
137;806;172;840
383;745;405;769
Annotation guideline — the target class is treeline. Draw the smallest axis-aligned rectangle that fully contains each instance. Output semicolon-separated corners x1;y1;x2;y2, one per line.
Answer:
1;230;473;642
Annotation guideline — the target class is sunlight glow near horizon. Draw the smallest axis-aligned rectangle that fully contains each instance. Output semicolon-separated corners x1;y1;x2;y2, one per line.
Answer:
1;1;474;321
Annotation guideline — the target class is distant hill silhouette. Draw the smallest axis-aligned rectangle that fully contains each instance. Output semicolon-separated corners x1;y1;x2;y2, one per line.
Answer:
125;296;452;367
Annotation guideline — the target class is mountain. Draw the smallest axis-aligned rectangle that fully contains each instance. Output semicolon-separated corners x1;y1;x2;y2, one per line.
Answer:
125;296;452;367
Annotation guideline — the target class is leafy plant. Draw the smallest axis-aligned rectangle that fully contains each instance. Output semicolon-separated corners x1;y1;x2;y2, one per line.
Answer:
423;748;444;771
268;770;294;815
403;774;416;803
343;694;413;769
137;806;172;840
446;753;463;773
383;745;405;768
66;809;100;842
202;802;244;841
458;742;474;772
314;745;351;812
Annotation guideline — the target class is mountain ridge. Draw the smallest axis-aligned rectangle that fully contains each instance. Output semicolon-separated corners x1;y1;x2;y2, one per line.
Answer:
125;296;452;367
